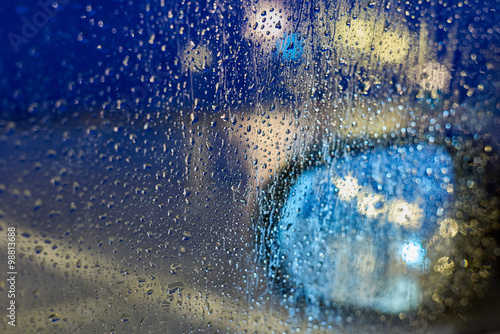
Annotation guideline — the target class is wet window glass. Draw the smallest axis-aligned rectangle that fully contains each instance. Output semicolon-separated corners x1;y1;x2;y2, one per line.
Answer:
0;0;499;333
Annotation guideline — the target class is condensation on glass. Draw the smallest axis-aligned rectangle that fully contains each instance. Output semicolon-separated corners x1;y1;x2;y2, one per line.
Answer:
0;0;499;333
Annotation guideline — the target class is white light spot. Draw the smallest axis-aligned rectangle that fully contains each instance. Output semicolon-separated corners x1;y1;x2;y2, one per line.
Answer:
332;175;360;200
400;241;425;266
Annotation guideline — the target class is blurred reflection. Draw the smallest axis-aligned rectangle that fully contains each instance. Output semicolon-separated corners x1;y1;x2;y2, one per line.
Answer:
0;0;499;333
266;144;453;315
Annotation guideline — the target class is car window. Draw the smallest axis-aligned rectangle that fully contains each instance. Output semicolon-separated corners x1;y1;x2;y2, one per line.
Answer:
0;0;499;333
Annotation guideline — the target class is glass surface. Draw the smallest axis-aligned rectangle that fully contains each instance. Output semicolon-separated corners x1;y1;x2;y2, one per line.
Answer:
0;0;499;333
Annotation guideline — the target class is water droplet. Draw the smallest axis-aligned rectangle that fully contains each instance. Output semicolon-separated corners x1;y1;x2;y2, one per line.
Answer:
49;314;61;322
167;282;185;294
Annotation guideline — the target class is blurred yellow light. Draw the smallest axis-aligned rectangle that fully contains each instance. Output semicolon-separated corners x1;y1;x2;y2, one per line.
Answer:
357;191;384;218
412;61;451;93
434;256;455;276
388;199;423;229
439;217;459;238
182;42;213;73
321;9;413;66
243;1;289;45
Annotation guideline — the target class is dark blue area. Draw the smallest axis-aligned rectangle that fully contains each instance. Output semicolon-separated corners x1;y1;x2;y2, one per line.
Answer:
0;0;497;119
